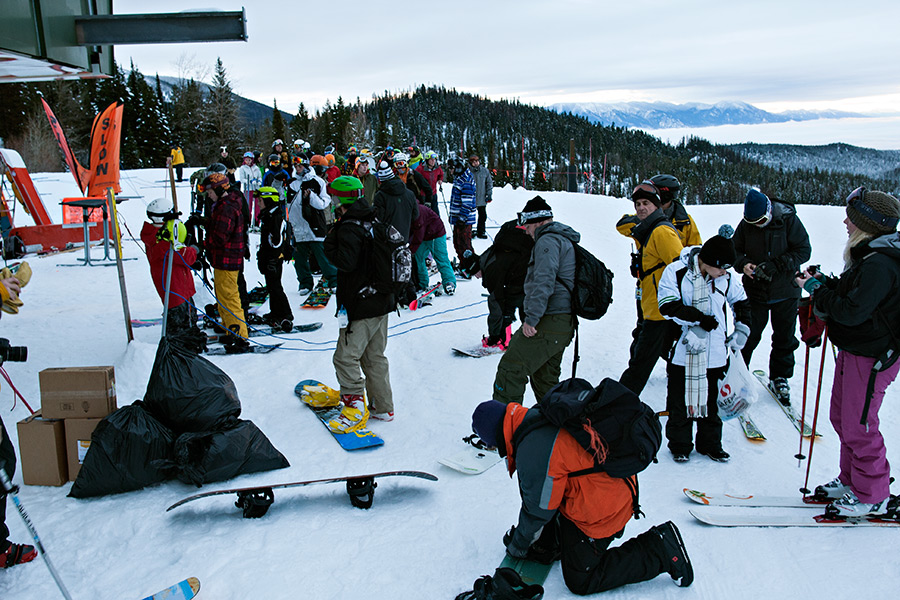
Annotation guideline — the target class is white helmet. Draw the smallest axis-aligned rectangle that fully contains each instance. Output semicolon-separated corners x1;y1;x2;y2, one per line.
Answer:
293;139;305;149
393;152;410;164
147;197;176;224
302;141;311;150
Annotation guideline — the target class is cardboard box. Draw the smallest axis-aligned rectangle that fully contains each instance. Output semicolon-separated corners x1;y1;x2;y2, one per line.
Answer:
40;366;116;419
64;418;103;481
16;412;68;487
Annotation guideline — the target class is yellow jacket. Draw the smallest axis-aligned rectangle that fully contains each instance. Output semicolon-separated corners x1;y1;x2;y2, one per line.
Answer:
667;201;702;247
170;147;185;166
617;212;684;321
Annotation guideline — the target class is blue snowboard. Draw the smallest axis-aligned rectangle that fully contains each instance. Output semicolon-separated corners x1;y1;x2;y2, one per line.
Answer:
294;379;384;450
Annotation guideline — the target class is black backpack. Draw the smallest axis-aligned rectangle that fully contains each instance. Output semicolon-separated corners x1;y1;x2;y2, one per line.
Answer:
352;219;412;299
511;377;662;518
558;240;614;321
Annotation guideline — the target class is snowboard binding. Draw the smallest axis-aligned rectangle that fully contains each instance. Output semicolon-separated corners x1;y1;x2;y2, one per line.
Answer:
346;477;377;509
235;488;275;518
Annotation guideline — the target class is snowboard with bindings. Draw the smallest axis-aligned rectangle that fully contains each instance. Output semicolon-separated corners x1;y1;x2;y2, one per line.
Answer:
294;379;384;450
205;321;322;344
301;280;334;309
497;555;553;587
452;345;506;358
752;370;819;438
683;488;827;509
141;577;200;600
439;435;503;475
408;282;442;311
166;471;438;518
204;342;282;356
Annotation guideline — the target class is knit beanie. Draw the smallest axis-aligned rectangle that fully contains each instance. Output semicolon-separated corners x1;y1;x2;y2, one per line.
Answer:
846;188;900;235
471;400;507;448
376;160;395;181
631;181;662;208
744;189;771;224
698;235;736;269
518;195;553;225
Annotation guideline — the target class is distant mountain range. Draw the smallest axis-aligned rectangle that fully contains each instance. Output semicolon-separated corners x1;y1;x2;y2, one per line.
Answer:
153;75;293;128
548;101;864;129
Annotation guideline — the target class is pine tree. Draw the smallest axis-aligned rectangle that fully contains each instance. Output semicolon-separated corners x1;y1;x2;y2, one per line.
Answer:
291;102;310;141
205;57;241;159
271;100;286;147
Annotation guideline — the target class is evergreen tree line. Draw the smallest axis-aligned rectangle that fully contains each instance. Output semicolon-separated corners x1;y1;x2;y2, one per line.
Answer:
0;62;894;206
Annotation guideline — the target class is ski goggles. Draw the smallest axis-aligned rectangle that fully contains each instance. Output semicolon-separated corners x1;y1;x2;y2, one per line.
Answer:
393;160;408;169
631;181;661;204
847;186;900;230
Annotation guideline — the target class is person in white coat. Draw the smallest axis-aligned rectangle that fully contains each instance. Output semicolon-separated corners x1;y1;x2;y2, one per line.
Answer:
657;235;752;463
237;151;262;227
287;155;337;294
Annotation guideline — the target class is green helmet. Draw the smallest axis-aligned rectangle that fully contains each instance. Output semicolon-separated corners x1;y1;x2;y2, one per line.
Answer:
257;186;281;203
328;176;365;205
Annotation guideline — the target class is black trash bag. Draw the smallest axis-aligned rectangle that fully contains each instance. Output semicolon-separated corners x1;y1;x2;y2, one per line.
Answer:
172;420;290;487
143;336;241;433
69;402;175;498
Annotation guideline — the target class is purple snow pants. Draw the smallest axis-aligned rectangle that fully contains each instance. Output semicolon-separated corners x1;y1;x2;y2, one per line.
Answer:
830;350;900;503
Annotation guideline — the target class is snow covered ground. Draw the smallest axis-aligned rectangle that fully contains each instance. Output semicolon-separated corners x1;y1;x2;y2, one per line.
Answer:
1;168;898;599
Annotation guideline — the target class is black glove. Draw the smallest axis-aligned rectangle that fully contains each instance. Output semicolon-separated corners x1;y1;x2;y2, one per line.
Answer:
458;250;480;276
274;172;289;182
754;261;776;282
698;314;719;332
243;246;251;260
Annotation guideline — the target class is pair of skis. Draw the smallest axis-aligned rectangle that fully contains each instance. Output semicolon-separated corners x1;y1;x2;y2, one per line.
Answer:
734;370;820;441
685;488;900;527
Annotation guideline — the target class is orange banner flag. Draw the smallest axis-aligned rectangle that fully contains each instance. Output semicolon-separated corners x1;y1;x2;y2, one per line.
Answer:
40;96;90;193
87;101;124;196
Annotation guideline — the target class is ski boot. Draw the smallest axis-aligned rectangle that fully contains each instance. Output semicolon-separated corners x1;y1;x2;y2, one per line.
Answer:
770;377;791;406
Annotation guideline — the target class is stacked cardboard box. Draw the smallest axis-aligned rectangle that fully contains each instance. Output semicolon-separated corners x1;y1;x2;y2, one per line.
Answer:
17;366;117;485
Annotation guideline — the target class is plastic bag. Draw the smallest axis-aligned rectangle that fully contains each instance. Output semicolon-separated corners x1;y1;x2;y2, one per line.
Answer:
172;420;290;487
69;402;175;498
717;350;757;420
143;337;241;433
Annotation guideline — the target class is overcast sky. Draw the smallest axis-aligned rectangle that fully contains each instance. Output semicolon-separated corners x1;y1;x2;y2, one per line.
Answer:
114;0;900;116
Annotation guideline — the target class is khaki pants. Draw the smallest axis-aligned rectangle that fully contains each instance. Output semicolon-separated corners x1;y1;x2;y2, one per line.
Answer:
333;315;393;413
492;313;575;405
213;268;247;338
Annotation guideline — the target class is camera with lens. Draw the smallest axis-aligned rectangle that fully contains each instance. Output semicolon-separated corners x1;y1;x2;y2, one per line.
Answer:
0;338;27;364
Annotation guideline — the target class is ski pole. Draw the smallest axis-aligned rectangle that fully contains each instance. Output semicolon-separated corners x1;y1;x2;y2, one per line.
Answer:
800;327;829;497
0;467;73;600
795;344;811;465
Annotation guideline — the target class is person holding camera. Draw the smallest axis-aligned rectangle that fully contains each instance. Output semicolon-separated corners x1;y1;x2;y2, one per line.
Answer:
0;276;37;569
796;188;900;517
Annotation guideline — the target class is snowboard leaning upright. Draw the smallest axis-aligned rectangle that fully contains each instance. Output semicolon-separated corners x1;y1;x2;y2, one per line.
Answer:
294;379;384;450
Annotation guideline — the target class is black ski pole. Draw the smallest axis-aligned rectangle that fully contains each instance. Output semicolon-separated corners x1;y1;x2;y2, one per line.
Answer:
800;327;829;497
0;467;73;600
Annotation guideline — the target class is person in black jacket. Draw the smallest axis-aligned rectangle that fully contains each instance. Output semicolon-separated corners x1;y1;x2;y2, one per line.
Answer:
324;180;396;424
797;188;900;517
373;161;419;242
459;219;534;348
732;189;811;405
256;187;293;331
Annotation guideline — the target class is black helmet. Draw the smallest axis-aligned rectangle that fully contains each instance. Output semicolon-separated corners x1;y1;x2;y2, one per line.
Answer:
649;174;680;203
206;162;227;177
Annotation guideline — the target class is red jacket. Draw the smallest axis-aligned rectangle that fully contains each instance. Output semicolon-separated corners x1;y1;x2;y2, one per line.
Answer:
140;222;197;307
502;403;634;546
207;190;246;271
408;205;446;253
416;164;444;195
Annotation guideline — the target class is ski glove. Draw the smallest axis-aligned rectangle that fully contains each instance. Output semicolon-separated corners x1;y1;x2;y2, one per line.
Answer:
726;322;751;350
682;326;708;354
698;314;719;332
503;526;530;559
754;261;776;282
803;276;824;294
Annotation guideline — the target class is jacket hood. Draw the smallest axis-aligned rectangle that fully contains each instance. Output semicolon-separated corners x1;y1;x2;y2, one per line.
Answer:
378;176;406;195
534;220;580;244
866;231;900;259
676;245;700;267
342;200;375;220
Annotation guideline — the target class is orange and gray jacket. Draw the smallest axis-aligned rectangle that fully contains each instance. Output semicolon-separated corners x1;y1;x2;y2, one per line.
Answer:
501;403;634;555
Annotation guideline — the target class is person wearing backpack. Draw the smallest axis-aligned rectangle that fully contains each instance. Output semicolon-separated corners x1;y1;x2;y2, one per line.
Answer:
288;155;337;295
373;160;419;242
459;219;534;349
733;188;811;405
617;181;685;395
657;235;751;463
796;188;900;517
324;177;396;424
256;187;294;332
492;197;578;405
470;398;693;593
